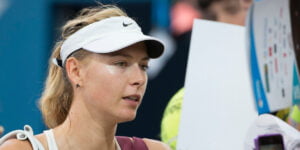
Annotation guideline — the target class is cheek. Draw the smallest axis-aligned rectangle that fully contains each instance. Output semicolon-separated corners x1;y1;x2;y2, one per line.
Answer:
142;78;148;90
84;65;127;98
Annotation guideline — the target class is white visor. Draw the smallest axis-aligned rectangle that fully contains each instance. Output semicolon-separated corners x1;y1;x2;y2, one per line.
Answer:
53;16;165;67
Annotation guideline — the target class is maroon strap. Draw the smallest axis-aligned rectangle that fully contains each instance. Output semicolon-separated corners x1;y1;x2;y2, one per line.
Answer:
116;136;148;150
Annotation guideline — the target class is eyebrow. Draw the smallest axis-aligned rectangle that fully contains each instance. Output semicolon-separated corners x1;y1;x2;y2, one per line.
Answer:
108;53;150;61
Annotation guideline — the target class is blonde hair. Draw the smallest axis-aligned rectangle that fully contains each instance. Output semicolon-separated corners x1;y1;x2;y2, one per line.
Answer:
39;5;128;128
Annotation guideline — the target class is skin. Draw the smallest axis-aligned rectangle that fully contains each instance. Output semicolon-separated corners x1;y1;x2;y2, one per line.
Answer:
0;126;3;136
202;0;252;25
0;42;170;150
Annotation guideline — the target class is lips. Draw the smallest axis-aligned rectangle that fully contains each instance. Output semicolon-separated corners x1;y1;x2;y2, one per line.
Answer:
122;94;141;102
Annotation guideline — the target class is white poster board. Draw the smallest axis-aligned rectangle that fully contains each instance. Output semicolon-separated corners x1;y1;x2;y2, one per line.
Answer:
248;0;300;114
176;20;258;150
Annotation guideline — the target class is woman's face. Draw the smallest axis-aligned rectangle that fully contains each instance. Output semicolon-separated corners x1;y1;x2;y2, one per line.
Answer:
79;42;149;123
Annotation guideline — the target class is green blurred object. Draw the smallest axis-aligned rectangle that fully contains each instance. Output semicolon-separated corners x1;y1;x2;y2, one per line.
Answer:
161;88;184;150
275;107;291;122
290;105;300;123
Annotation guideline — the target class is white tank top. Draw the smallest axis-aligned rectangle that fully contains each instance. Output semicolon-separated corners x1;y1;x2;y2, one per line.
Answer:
43;129;58;150
0;125;121;150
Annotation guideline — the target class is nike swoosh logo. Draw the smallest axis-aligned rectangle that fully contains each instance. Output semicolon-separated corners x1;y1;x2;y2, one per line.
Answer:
123;22;133;27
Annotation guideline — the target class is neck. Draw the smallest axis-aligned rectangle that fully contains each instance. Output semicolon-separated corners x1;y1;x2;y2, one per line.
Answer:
53;97;118;150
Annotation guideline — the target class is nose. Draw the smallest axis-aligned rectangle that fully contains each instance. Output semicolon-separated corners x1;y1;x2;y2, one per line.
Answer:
129;64;147;88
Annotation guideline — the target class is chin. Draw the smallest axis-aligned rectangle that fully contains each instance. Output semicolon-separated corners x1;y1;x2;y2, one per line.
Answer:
117;111;137;123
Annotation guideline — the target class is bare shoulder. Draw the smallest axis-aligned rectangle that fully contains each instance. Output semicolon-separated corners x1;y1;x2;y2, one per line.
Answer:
0;138;32;150
142;138;171;150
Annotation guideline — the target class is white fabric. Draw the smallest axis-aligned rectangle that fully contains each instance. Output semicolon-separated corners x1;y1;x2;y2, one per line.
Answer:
44;130;58;150
57;16;165;66
0;125;121;150
244;114;300;150
0;125;45;150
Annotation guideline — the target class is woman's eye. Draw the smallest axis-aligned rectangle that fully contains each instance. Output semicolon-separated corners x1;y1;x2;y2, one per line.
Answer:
141;64;149;71
115;61;128;67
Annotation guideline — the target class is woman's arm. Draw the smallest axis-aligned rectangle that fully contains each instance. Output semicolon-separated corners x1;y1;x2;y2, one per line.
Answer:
0;139;32;150
143;138;171;150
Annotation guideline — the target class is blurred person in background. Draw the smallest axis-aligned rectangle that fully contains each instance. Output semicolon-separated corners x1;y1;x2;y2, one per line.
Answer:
0;5;170;150
170;0;201;37
161;0;253;149
198;0;252;25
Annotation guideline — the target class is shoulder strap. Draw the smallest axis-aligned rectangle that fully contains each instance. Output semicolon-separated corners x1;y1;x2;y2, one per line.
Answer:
0;125;45;150
44;129;58;150
116;136;132;150
132;137;148;150
116;136;148;150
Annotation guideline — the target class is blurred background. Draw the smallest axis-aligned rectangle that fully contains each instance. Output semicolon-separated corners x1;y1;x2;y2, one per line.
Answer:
0;0;200;139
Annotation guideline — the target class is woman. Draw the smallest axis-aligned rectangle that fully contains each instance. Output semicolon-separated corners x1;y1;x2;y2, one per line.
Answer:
0;5;170;150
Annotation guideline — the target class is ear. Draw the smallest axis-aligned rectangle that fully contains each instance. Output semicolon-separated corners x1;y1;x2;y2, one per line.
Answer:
65;57;83;87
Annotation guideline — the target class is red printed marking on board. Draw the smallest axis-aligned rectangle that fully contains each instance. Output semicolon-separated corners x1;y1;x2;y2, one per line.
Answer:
269;47;272;56
275;58;278;73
